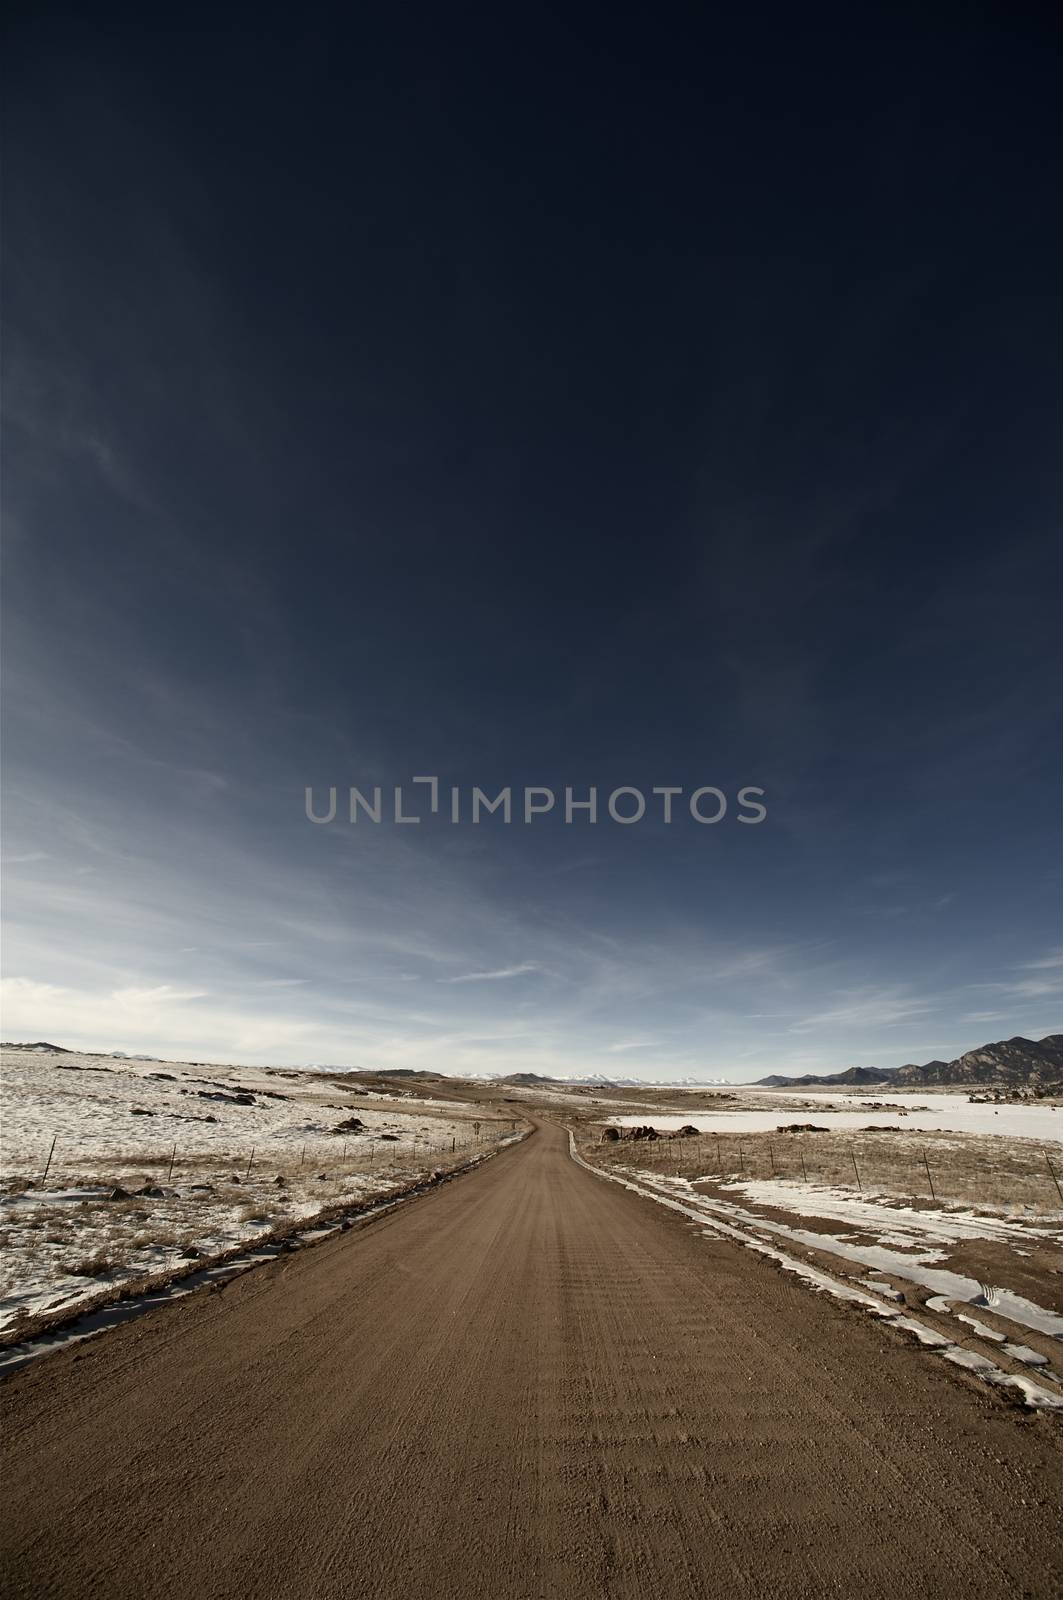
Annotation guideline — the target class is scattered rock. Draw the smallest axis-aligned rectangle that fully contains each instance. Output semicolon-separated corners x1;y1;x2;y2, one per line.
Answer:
601;1127;621;1141
230;1175;241;1184
676;1125;700;1137
108;1185;132;1201
775;1123;829;1133
333;1117;364;1133
130;1107;155;1116
179;1247;201;1260
272;1175;287;1186
379;1133;399;1141
135;1185;166;1198
188;1089;256;1106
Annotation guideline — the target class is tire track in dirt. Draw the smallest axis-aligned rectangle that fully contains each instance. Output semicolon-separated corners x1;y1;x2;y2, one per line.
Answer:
2;1120;1060;1599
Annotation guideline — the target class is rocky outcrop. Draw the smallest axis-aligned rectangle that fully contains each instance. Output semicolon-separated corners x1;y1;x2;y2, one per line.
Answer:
754;1034;1063;1090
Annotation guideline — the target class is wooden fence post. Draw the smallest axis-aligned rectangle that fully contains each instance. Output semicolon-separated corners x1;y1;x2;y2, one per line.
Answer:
922;1148;936;1202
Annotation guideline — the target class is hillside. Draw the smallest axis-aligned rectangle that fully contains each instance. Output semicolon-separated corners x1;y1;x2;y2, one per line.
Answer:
895;1033;1063;1087
755;1065;899;1088
755;1033;1063;1090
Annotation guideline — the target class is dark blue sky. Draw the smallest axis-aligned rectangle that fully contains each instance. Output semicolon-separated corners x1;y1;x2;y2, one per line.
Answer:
3;5;1061;1076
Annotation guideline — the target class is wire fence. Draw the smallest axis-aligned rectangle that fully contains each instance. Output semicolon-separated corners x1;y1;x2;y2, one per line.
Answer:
594;1126;1063;1212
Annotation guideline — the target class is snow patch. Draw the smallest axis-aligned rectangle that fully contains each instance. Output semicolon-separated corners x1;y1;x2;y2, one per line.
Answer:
569;1133;1063;1412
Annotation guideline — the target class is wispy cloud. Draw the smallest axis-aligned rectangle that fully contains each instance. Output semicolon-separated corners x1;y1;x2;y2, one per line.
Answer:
966;950;1063;1003
439;962;541;984
790;987;933;1033
1022;949;1063;971
113;984;209;1005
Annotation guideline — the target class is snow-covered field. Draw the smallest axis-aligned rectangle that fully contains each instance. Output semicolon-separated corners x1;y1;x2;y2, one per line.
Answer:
611;1093;1062;1142
0;1047;506;1338
0;1048;482;1169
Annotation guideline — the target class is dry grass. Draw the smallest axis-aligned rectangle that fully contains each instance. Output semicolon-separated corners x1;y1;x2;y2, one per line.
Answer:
1;1128;519;1295
585;1126;1063;1214
0;1136;521;1350
61;1252;117;1278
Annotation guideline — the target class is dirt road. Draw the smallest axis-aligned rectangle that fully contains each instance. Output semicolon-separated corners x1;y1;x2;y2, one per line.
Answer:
2;1120;1060;1598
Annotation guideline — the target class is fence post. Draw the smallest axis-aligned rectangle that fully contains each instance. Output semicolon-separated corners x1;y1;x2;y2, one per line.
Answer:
246;1145;256;1177
922;1148;936;1203
1044;1150;1063;1204
42;1134;57;1187
769;1141;777;1177
850;1148;862;1192
167;1142;178;1182
800;1149;808;1183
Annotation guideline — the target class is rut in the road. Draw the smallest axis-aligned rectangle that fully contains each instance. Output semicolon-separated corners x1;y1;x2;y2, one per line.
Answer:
2;1120;1061;1600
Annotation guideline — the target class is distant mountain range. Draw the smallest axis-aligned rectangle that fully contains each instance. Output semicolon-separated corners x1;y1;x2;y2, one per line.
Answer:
495;1071;734;1088
8;1035;1058;1093
755;1033;1063;1089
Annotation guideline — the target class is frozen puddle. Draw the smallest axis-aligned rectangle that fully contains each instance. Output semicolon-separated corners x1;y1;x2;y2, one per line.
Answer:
570;1135;1063;1413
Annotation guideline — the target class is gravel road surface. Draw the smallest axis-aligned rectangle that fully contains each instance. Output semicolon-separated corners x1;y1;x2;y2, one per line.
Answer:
2;1120;1060;1598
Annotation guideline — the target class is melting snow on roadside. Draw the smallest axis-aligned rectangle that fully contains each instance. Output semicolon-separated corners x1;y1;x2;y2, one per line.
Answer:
709;1178;1062;1246
0;1047;506;1339
569;1135;1063;1412
677;1182;1063;1341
